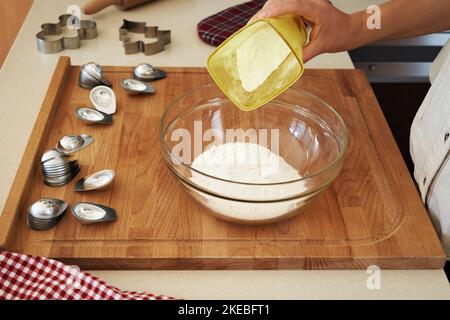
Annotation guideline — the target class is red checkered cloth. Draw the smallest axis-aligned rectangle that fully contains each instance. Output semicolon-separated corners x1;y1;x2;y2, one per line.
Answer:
197;0;267;47
0;251;174;300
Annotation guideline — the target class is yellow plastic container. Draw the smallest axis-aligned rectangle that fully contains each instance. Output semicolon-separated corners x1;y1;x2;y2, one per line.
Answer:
207;16;308;112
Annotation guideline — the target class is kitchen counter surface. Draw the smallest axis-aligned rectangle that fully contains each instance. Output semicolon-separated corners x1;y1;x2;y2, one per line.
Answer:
94;270;450;300
0;0;449;299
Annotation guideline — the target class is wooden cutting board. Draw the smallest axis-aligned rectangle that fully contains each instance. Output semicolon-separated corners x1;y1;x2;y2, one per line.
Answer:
0;57;445;270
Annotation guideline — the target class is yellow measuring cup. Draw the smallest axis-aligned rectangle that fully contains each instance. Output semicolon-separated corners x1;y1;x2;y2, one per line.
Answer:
207;16;308;112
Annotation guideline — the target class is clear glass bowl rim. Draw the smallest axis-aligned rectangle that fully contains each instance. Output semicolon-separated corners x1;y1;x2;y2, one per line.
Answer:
160;83;349;187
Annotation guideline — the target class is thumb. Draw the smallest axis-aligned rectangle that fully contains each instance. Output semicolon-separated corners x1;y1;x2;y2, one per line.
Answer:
302;41;321;63
83;0;118;14
256;0;317;19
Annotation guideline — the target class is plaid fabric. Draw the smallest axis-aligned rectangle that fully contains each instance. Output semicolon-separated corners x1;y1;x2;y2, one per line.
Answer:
0;251;174;300
197;0;267;47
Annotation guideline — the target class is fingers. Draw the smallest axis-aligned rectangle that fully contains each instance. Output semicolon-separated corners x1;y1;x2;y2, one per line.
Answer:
254;0;333;62
302;41;321;63
302;23;321;62
256;0;319;19
83;0;118;14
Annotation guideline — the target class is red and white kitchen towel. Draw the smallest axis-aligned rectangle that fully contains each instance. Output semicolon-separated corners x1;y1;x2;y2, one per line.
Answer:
0;251;173;300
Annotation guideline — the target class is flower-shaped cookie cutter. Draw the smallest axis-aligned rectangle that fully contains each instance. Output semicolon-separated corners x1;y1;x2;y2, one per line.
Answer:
36;14;98;54
119;19;171;56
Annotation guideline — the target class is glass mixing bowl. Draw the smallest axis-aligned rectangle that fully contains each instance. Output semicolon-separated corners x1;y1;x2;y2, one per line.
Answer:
160;84;348;225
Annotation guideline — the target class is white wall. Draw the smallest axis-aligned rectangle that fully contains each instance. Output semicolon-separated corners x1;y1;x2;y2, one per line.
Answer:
332;0;388;14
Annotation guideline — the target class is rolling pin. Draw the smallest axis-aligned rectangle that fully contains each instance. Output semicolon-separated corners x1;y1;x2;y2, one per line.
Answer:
83;0;154;14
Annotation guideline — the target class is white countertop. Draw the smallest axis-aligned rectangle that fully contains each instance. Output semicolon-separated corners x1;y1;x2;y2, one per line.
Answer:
0;0;449;299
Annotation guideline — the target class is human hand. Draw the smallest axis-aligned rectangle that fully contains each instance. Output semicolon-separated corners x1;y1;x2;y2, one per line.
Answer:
255;0;363;62
83;0;154;14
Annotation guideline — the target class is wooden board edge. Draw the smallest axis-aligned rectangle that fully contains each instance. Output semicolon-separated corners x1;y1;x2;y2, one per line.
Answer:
0;56;72;250
58;257;446;270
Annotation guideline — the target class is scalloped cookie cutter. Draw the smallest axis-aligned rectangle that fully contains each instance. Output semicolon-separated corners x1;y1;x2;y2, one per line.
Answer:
36;14;97;54
119;19;171;56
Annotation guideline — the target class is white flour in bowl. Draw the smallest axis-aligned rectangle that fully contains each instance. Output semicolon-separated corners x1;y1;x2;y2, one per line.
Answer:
189;142;305;221
191;142;300;183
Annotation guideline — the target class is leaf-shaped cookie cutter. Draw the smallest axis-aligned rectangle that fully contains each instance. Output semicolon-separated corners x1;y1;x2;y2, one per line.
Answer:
119;19;171;56
36;14;97;54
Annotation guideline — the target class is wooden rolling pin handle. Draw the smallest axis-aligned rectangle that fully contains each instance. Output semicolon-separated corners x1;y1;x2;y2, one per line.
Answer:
118;0;153;10
83;0;152;14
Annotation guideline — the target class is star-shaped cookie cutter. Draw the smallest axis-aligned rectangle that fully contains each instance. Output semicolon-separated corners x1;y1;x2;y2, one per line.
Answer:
119;19;171;56
36;14;97;54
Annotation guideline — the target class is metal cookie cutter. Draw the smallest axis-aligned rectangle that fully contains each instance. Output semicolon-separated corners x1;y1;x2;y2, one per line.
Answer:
36;14;97;54
119;19;171;56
